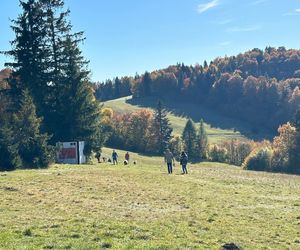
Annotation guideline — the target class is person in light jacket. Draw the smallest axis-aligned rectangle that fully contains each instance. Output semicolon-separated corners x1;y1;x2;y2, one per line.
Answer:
164;149;175;174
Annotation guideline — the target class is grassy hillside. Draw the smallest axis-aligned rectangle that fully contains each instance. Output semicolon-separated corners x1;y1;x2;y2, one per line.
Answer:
1;149;300;249
104;96;273;144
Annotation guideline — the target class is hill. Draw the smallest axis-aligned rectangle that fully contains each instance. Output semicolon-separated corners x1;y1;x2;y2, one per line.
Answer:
95;47;300;133
104;96;273;144
1;148;300;249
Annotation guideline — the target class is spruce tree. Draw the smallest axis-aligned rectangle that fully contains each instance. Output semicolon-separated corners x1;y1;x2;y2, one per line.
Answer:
5;0;48;111
56;36;104;155
143;71;152;96
197;119;208;160
0;124;22;171
154;101;173;154
13;90;53;168
5;0;105;156
114;77;121;98
182;119;198;160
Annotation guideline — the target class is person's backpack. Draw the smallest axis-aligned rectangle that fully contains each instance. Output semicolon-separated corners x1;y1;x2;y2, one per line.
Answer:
181;154;188;165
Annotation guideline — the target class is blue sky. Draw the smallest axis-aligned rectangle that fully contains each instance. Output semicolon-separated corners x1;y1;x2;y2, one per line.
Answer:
1;0;300;82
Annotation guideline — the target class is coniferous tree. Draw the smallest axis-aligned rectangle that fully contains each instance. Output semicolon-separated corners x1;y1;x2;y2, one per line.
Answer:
182;119;198;160
4;0;48;113
197;119;208;160
55;36;104;155
0;124;22;171
143;71;152;96
114;77;121;98
5;0;105;157
13;90;53;168
154;101;173;154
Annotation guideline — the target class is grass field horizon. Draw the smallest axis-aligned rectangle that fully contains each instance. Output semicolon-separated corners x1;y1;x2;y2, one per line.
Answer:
104;96;274;144
1;147;300;249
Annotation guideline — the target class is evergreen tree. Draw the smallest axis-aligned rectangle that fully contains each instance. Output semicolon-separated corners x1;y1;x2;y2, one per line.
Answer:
197;119;208;160
182;119;198;159
13;90;53;168
54;36;104;155
114;77;121;98
4;0;47;112
154;101;173;154
0;124;22;171
5;0;105;157
143;71;152;96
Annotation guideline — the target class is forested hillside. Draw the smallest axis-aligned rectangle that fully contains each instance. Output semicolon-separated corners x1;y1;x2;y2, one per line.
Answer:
95;47;300;132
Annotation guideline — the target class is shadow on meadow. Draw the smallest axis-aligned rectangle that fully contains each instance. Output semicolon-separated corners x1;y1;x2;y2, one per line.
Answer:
127;97;275;141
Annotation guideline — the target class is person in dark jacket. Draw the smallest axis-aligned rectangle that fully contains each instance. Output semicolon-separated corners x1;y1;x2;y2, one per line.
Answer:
112;150;118;165
180;151;188;174
125;152;130;163
95;151;101;163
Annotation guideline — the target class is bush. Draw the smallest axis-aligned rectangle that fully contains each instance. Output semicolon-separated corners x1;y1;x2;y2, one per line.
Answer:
242;148;273;171
223;140;253;166
209;145;228;163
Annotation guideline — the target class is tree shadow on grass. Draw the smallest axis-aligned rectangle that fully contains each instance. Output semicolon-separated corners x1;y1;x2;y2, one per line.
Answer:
127;96;275;141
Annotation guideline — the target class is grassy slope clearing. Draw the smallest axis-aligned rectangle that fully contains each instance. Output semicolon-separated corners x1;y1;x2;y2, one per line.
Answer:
104;96;273;144
0;148;300;249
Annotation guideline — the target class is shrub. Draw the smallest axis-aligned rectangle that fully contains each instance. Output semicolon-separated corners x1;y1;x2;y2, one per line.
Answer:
242;148;273;171
223;140;253;166
209;145;228;163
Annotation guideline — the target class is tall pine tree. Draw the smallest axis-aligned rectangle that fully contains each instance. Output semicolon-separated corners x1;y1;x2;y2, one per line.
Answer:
4;0;48;112
153;101;173;154
13;90;54;168
182;119;198;160
0;124;22;171
143;71;152;97
5;0;104;156
197;119;208;160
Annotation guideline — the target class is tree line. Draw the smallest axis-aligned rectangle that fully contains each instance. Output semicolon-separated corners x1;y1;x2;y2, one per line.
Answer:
0;0;105;171
104;102;300;174
103;102;208;161
94;47;300;132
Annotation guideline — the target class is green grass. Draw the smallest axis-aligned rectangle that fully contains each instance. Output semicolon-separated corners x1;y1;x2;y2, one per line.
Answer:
104;96;273;143
1;148;300;249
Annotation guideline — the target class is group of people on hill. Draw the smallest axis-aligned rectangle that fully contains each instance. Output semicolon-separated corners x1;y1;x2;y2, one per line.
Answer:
95;150;135;165
95;148;188;174
164;149;188;174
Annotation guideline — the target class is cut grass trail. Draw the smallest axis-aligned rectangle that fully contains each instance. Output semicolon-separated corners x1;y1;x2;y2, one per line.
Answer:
1;148;300;249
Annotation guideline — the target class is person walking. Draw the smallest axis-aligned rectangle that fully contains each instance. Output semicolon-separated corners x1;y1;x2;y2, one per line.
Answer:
125;152;130;163
112;150;118;165
95;151;101;163
180;151;188;174
164;149;175;174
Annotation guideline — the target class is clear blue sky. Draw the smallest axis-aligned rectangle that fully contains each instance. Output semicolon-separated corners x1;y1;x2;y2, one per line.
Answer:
1;0;300;82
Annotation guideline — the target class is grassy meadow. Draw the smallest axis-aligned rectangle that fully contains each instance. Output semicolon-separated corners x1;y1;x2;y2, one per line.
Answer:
104;96;274;144
1;148;300;249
